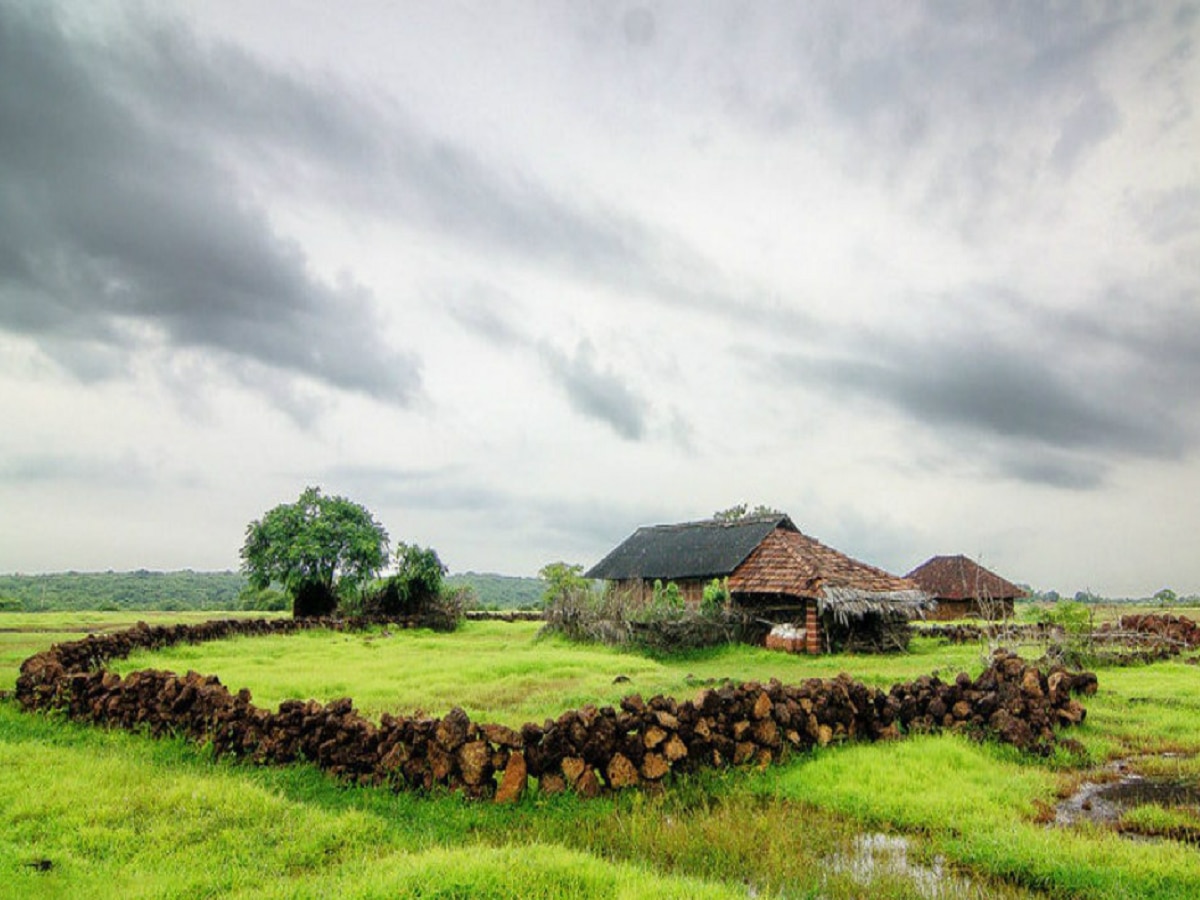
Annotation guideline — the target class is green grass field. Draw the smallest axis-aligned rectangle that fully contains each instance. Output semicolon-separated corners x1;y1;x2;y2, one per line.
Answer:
2;612;1198;898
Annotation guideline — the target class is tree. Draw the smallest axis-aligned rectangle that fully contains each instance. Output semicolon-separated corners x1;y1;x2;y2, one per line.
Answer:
1153;587;1177;606
379;543;447;615
240;487;389;617
538;562;590;609
712;503;783;522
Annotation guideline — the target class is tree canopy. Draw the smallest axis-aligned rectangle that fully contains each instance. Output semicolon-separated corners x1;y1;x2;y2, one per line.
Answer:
240;487;389;616
711;503;783;522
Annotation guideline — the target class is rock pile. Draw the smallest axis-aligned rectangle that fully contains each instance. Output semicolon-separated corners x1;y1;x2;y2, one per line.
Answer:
15;618;1096;802
916;623;1051;644
1098;613;1200;650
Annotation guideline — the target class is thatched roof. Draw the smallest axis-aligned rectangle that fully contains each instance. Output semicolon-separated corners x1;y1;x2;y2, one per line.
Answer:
729;528;931;623
905;555;1026;602
585;514;795;581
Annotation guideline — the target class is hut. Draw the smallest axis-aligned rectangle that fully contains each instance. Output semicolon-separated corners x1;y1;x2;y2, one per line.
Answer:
905;555;1026;621
586;514;931;653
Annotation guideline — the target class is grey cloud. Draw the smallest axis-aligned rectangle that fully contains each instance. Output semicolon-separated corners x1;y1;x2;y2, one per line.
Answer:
1133;187;1200;243
773;284;1198;487
446;287;528;349
324;462;668;565
0;450;153;486
1050;88;1120;173
990;448;1106;491
4;4;820;396
448;288;658;443
717;4;1176;233
539;341;648;440
0;6;419;407
325;465;510;515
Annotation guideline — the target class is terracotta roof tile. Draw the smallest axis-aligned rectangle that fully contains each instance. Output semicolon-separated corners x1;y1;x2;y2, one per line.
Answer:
729;528;920;598
905;555;1025;601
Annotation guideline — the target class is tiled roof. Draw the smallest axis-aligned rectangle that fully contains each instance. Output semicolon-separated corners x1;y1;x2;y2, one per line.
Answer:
584;515;795;581
905;555;1026;601
729;528;922;598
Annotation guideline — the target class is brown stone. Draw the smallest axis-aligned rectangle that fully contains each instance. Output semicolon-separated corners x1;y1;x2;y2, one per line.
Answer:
654;710;680;730
458;741;491;786
575;766;602;798
1021;669;1044;698
733;741;757;765
495;752;527;804
428;744;453;781
539;772;567;795
733;720;752;740
643;725;668;749
751;718;780;748
606;752;639;789
951;701;972;720
435;707;471;750
561;756;586;787
380;743;409;771
752;691;773;720
481;723;523;748
663;735;688;762
640;752;670;780
816;724;834;746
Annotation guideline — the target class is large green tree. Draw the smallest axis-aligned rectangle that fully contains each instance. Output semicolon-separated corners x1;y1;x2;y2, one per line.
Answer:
240;486;389;617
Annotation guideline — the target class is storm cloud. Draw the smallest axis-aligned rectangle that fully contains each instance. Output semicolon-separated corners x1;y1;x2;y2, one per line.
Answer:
0;7;419;407
1;1;1197;596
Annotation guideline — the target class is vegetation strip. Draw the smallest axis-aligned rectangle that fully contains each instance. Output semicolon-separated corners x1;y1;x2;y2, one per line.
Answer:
16;617;1097;801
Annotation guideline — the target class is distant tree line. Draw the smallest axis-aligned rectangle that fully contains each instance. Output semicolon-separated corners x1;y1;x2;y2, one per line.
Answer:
0;569;545;614
445;573;542;609
0;570;248;612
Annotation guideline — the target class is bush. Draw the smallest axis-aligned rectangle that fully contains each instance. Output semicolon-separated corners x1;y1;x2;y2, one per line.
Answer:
239;587;289;612
701;578;729;615
539;573;739;653
0;596;19;612
1037;601;1095;667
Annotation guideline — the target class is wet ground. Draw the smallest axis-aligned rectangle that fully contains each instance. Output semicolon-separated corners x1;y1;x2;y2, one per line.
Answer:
825;832;983;899
1055;756;1200;833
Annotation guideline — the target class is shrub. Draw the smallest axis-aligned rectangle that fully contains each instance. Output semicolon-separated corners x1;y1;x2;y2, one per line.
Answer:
701;578;729;615
540;572;739;653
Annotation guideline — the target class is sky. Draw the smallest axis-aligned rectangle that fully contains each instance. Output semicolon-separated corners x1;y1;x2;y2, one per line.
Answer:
2;1;1198;597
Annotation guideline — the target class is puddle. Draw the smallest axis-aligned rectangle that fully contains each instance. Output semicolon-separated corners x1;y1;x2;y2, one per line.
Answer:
825;833;981;899
1056;758;1200;830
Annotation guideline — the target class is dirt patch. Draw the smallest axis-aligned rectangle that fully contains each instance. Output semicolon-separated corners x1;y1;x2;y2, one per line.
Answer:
1056;757;1200;833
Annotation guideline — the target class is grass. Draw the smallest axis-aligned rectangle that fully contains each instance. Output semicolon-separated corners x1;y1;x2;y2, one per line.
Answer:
108;622;986;726
5;611;1200;898
762;735;1200;899
0;610;282;693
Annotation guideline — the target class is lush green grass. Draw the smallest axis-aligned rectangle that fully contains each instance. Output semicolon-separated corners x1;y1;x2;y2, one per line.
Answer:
7;612;1200;898
0;703;751;900
1;701;1044;899
1077;660;1200;758
110;622;986;726
0;611;279;693
763;735;1200;899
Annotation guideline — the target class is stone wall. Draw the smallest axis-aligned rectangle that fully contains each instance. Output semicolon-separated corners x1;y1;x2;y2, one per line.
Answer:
15;617;1096;803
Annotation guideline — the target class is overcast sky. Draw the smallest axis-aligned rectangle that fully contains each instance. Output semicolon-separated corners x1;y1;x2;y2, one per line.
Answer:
2;1;1198;596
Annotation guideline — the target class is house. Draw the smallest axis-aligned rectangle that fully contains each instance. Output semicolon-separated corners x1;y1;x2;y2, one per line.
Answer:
585;514;931;653
905;555;1026;621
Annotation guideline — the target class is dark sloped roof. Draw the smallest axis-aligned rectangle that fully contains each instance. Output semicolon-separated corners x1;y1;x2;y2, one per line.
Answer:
585;515;795;581
905;555;1026;601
